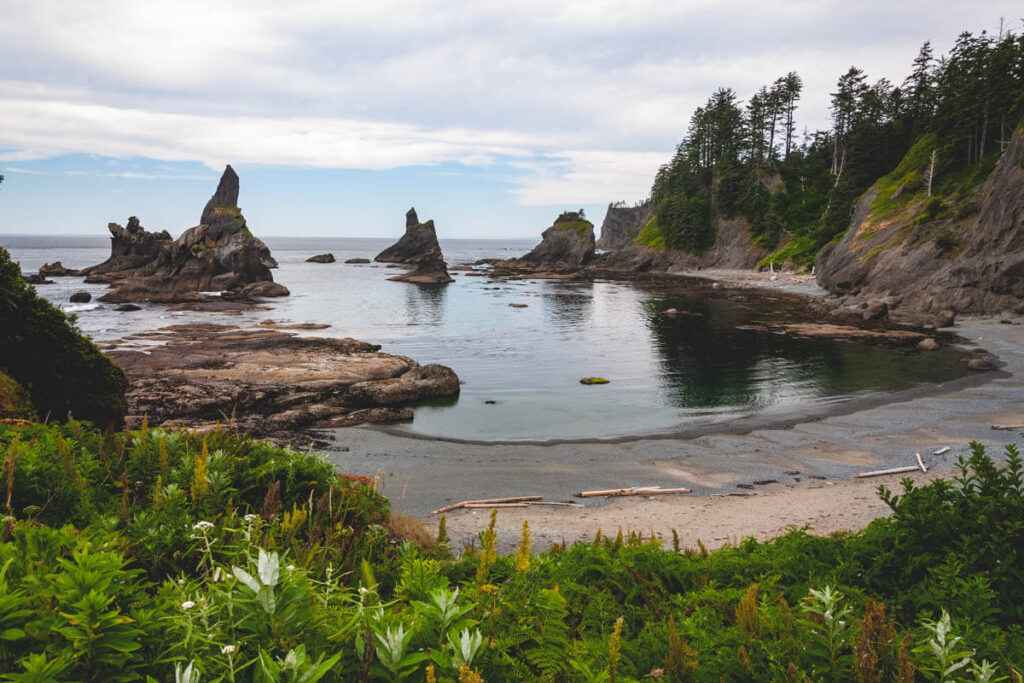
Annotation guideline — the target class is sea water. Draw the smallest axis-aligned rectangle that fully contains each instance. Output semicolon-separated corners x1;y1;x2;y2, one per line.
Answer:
3;234;967;441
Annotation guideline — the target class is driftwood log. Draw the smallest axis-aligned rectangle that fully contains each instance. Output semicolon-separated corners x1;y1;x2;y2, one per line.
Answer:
432;495;543;515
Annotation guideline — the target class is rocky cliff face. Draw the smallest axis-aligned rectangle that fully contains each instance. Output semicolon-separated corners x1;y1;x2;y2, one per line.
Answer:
595;216;769;272
83;166;283;303
514;212;595;269
596;204;652;250
376;208;453;283
817;125;1024;316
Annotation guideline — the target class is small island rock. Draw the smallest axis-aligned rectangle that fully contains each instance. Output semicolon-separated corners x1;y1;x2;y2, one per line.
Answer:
345;258;371;264
378;208;453;284
69;291;92;303
306;253;336;263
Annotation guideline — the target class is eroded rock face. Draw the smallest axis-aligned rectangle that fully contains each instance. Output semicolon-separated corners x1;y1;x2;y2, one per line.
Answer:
82;166;282;303
375;208;445;264
376;208;453;283
106;324;460;444
513;212;595;270
817;126;1024;315
596;203;652;250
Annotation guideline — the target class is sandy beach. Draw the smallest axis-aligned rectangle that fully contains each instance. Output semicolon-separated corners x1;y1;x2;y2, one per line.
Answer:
324;272;1024;553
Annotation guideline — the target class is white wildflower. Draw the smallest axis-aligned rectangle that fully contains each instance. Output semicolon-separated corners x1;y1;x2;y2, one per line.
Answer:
192;521;214;531
221;645;236;655
358;587;368;595
286;565;295;571
181;601;196;611
244;513;258;522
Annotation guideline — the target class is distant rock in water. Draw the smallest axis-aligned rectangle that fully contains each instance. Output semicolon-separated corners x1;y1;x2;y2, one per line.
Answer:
515;211;596;269
82;166;283;303
596;203;652;251
378;208;453;284
307;253;336;263
375;208;445;264
24;273;54;285
69;291;91;303
345;258;371;264
38;262;82;277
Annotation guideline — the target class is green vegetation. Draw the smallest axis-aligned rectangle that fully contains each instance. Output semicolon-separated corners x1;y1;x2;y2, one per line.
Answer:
554;211;594;237
641;28;1024;269
0;371;35;421
0;247;127;428
0;418;1021;681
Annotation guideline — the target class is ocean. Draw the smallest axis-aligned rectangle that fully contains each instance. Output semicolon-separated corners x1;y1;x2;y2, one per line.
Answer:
3;234;967;441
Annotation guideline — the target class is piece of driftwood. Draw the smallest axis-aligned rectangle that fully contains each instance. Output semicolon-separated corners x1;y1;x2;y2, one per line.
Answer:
992;424;1024;430
462;502;529;509
576;486;691;498
523;501;582;507
432;495;543;515
933;446;952;456
916;453;928;473
855;465;921;479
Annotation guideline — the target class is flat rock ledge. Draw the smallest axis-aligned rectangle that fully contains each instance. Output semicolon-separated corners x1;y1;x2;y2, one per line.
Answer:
106;324;460;444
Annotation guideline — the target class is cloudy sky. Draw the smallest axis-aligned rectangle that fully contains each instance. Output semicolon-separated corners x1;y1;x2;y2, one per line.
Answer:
1;1;1020;239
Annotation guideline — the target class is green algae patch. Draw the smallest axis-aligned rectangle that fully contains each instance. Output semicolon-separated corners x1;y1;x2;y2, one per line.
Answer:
579;377;610;385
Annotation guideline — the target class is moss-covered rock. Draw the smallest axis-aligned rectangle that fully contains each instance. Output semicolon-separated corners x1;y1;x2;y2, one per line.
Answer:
0;247;128;427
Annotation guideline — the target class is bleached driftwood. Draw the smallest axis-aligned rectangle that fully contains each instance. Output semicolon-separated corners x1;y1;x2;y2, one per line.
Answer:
576;486;691;498
462;502;529;509
916;453;928;473
933;446;952;456
855;465;921;479
432;495;543;515
992;424;1024;430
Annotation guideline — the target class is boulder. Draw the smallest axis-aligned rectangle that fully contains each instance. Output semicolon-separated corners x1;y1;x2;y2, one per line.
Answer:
82;166;283;303
24;273;54;285
345;258;371;264
967;358;996;371
115;304;142;312
375;208;446;264
935;310;957;328
917;338;940;351
233;281;291;298
69;291;91;303
307;253;336;263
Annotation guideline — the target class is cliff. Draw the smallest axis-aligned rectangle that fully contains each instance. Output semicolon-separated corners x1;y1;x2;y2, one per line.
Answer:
83;166;283;303
596;203;652;250
595;215;770;272
817;125;1024;316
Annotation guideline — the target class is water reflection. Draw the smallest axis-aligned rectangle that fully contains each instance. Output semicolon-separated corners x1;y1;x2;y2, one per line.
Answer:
541;281;594;328
403;283;449;327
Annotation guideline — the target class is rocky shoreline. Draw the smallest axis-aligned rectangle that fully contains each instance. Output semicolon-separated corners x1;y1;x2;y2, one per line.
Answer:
102;323;460;445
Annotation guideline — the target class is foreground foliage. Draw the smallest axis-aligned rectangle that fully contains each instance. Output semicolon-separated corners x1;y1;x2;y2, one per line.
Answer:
0;421;1021;681
0;247;128;428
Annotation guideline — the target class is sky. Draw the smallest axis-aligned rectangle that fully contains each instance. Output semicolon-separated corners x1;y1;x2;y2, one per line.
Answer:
1;1;1021;239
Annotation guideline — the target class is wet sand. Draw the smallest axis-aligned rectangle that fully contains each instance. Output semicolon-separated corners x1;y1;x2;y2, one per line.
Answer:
322;274;1024;552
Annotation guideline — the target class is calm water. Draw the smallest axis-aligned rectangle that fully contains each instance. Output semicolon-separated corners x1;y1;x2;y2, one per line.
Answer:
3;234;967;441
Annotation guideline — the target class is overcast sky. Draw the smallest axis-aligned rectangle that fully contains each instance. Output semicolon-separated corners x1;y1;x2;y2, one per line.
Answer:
1;1;1021;239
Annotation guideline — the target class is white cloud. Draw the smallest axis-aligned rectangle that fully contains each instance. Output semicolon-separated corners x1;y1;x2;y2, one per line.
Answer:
2;0;1022;209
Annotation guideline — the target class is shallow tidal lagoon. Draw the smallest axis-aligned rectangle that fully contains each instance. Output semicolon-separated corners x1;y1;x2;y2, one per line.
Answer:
6;234;966;442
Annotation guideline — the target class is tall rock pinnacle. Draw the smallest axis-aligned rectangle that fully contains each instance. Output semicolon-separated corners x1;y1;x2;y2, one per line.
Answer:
201;165;240;225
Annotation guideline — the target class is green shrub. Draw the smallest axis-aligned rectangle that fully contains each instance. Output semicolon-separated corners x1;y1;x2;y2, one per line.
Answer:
0;248;127;428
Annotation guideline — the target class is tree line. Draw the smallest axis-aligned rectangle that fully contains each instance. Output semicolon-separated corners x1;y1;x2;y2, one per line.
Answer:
645;26;1024;264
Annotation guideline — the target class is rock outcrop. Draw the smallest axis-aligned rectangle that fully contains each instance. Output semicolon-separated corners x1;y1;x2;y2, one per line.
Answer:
817;125;1024;316
377;208;453;283
375;208;445;264
307;253;336;263
82;166;283;303
596;203;652;250
512;211;596;270
38;262;82;277
105;324;461;444
595;216;769;272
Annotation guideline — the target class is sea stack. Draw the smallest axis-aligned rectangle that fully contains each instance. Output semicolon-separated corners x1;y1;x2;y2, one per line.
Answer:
82;166;285;303
515;211;596;270
378;208;453;284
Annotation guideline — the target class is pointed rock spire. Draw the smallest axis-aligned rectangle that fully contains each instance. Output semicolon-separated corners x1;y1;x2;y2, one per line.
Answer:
201;165;240;225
